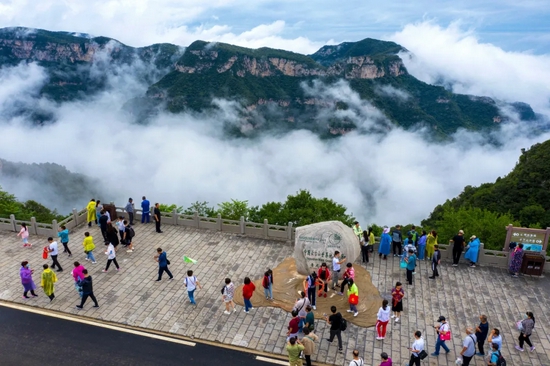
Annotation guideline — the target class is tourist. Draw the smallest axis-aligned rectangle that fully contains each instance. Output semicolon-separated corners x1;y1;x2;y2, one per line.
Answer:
82;231;96;263
407;226;418;246
262;270;273;300
72;261;86;295
431;316;451;356
331;251;346;291
324;305;343;352
102;241;120;272
98;210;109;240
267;269;273;300
349;349;364;366
391;225;403;257
487;328;502;350
106;223;120;251
475;314;489;356
154;247;172;280
115;216;126;241
378;226;391;260
76;269;99;309
154;203;162;233
141;196;150;223
465;235;480;268
301;327;318;366
184;270;201;305
515;311;536;352
403;236;416;259
20;261;38;299
293;291;310;330
287;310;300;340
339;262;355;294
242;276;256;313
428;244;441;279
222;278;236;314
408;330;425;366
391;282;404;322
361;230;370;263
488;342;503;366
57;225;72;257
125;198;134;226
376;299;390;340
286;336;304;366
509;243;524;277
304;271;321;309
450;229;465;266
417;230;427;260
379;352;392;366
304;305;315;332
40;264;57;301
458;327;477;366
317;262;331;297
17;223;31;247
405;249;416;285
352;221;362;242
95;200;103;225
367;227;375;253
346;278;359;317
123;220;135;252
47;237;63;272
86;198;96;227
426;230;437;260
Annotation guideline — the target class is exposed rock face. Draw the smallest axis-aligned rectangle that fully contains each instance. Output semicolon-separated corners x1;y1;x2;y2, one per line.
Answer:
294;221;360;275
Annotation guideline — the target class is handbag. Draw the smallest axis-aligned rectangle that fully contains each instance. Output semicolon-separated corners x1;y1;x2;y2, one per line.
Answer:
440;330;451;341
400;259;407;269
516;320;524;331
418;350;428;360
166;259;171;265
349;294;359;305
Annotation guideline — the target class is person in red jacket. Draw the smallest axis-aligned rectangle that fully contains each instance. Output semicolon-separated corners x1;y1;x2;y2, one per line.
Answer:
242;277;256;314
317;263;331;298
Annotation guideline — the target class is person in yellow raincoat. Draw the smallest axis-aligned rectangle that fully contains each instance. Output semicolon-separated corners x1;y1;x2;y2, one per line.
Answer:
426;230;438;260
86;199;96;227
41;264;57;301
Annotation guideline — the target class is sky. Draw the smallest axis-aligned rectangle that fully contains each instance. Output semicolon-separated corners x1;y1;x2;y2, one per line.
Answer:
0;0;549;226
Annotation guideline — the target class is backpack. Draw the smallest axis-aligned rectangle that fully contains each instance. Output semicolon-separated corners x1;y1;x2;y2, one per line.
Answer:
495;350;506;366
127;226;135;238
221;286;226;295
340;313;347;331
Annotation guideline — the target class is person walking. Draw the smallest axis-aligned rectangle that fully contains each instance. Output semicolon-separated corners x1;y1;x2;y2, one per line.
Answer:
475;314;489;356
391;282;404;322
286;336;305;366
287;310;301;340
301;327;319;366
154;203;162;233
458;327;477;366
184;270;201;305
324;305;343;352
431;316;451;356
361;230;370;264
509;243;524;277
76;269;99;309
417;231;427;260
102;241;120;272
378;227;391;260
154;248;173;281
125;198;134;226
379;352;392;366
222;278;236;314
465;235;480;268
293;291;311;331
349;350;364;366
391;225;403;257
123;220;135;253
242;277;256;313
450;229;465;266
141;196;150;223
82;232;97;263
426;230;437;260
515;311;536;352
317;263;331;298
106;223;120;252
304;271;320;310
429;244;441;279
57;225;72;257
331;251;346;291
72;261;86;296
408;330;425;366
346;278;359;317
40;264;57;301
20;261;38;299
376;299;391;340
86;198;96;227
17;223;31;247
405;249;416;285
488;342;504;366
47;237;63;272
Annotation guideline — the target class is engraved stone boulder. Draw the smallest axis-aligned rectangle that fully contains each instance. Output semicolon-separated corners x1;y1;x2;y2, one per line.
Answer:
294;221;360;275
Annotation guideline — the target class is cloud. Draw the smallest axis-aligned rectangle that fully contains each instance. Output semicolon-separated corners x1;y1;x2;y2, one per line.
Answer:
374;85;411;102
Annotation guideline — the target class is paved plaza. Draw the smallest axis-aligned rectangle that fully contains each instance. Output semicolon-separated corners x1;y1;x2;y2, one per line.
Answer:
0;222;549;366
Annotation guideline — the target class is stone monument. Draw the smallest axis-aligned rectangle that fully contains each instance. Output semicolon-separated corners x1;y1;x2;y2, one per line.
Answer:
294;221;360;275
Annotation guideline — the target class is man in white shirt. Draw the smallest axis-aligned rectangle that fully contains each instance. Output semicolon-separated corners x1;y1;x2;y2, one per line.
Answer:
331;251;346;291
431;316;450;356
349;349;364;366
459;327;477;366
47;237;63;272
409;330;425;366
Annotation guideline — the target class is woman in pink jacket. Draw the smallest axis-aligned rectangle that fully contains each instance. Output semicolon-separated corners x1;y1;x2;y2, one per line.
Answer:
17;223;31;247
72;261;86;296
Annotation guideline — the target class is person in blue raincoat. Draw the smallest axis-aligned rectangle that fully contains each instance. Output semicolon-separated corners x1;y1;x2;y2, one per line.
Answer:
465;235;480;268
378;226;391;260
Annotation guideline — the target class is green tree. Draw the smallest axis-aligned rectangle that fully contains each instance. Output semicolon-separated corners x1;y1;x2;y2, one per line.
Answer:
183;201;216;217
216;199;250;220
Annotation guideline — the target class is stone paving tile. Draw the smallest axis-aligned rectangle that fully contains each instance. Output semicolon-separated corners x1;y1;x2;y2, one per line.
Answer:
0;224;549;366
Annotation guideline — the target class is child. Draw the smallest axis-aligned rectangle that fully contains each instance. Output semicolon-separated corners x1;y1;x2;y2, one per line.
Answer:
17;223;31;247
82;232;97;263
57;225;72;257
184;270;201;305
242;277;256;313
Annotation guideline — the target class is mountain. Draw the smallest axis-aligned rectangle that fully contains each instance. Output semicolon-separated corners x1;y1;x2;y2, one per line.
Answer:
422;140;550;228
0;27;538;136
